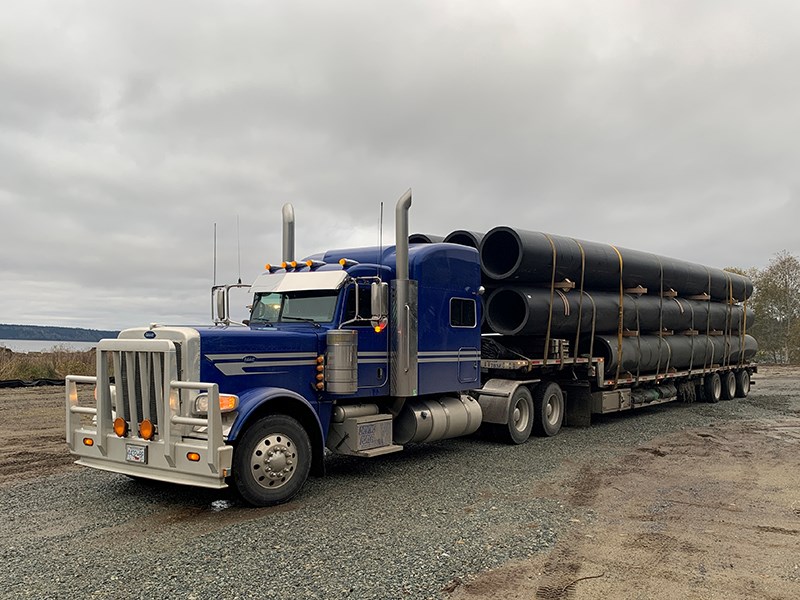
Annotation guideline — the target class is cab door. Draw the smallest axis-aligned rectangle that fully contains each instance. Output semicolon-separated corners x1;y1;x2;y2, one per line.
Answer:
342;283;389;391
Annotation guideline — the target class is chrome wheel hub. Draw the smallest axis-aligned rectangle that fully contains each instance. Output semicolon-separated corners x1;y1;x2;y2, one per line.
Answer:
251;433;297;490
546;396;559;425
513;398;530;432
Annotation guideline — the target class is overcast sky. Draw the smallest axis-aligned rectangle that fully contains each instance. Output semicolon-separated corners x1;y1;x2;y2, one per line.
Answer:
2;0;798;331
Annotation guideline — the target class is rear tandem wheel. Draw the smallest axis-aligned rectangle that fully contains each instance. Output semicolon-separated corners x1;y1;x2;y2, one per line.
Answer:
720;371;737;400
492;385;534;444
532;381;564;437
735;370;751;398
703;373;722;404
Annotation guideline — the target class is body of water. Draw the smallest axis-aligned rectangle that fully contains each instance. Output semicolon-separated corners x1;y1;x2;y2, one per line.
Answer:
0;339;97;353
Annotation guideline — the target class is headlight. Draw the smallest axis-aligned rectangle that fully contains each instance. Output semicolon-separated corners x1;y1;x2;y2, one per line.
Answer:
93;384;117;410
194;393;239;415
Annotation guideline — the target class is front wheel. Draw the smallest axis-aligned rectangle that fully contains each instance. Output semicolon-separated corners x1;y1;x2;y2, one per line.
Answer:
233;415;312;507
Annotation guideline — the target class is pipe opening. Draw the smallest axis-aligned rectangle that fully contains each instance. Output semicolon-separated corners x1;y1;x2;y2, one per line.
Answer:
486;289;528;335
481;229;522;279
409;233;443;244
444;231;479;248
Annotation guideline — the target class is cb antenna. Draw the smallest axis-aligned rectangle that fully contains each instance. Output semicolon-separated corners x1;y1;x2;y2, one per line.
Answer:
236;214;242;284
213;222;217;286
378;201;384;276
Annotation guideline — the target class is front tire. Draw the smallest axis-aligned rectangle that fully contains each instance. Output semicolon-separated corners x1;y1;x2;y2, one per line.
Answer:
233;415;312;507
533;382;564;437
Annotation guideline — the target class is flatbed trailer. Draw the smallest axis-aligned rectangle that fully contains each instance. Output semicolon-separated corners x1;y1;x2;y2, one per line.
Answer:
472;345;756;441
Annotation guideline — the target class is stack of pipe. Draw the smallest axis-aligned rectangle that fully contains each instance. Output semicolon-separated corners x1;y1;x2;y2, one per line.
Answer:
412;227;757;377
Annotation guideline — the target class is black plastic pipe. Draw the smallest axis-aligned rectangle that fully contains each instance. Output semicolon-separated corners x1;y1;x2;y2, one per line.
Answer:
590;334;757;374
479;227;754;301
485;288;754;337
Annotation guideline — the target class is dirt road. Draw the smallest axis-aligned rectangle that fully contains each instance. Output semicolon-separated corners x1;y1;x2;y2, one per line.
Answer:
452;367;800;600
0;385;81;486
0;368;798;599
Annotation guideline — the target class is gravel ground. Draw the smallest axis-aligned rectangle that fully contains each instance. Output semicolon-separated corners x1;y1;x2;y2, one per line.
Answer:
0;367;793;599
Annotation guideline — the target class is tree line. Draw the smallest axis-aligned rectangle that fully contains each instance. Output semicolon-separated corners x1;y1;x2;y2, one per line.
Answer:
0;324;118;342
729;251;800;364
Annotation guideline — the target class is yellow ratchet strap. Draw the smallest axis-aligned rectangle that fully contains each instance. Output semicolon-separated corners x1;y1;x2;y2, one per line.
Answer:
543;234;558;362
610;244;624;388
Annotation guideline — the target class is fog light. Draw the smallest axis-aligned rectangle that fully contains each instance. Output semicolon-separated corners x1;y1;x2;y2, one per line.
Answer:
113;417;128;437
139;419;155;440
83;438;94;447
187;452;201;462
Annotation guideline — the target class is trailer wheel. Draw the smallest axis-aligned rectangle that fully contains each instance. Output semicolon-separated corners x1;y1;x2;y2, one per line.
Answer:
233;415;311;507
720;371;736;400
735;370;751;398
533;382;564;437
494;386;534;444
703;373;722;404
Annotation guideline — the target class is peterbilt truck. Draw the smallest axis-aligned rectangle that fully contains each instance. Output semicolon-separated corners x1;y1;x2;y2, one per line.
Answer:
66;191;756;506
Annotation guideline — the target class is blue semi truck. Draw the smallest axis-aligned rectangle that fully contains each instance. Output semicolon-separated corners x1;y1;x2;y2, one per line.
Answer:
66;191;756;506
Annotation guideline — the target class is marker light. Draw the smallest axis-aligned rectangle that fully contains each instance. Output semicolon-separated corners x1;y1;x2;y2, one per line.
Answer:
338;258;359;268
113;417;128;437
290;261;298;268
219;395;238;412
83;438;94;447
139;419;155;441
186;452;201;462
313;356;325;390
373;317;388;333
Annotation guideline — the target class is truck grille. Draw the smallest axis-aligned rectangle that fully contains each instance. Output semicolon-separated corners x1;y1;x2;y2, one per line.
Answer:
114;343;182;433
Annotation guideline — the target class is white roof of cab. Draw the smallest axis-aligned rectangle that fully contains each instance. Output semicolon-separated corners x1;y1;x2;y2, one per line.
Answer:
250;270;349;294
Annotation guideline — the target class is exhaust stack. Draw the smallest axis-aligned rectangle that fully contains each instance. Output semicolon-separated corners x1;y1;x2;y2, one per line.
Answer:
391;189;418;400
395;190;412;282
282;203;295;262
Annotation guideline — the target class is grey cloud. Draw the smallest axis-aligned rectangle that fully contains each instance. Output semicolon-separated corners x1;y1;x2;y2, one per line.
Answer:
1;0;797;329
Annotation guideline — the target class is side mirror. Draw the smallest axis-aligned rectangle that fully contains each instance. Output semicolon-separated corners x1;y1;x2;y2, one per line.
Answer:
371;282;389;320
214;288;227;323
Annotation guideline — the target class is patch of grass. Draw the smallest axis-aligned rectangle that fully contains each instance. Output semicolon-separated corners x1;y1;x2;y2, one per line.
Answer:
0;345;96;381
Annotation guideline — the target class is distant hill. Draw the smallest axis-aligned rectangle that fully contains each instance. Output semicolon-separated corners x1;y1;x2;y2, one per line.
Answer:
0;324;119;342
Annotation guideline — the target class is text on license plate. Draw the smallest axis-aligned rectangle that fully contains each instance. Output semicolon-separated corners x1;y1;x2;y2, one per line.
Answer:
126;444;148;464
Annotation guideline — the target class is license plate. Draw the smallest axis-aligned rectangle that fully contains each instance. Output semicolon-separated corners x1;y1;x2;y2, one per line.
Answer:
126;444;148;464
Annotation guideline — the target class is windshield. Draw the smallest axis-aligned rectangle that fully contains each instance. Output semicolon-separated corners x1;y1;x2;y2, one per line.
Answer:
250;290;340;324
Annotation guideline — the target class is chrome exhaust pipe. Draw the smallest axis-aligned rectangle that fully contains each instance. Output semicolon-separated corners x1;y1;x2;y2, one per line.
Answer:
282;203;295;262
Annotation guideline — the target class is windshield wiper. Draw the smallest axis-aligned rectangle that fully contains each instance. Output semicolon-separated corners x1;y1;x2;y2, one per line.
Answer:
250;320;274;327
281;316;321;328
